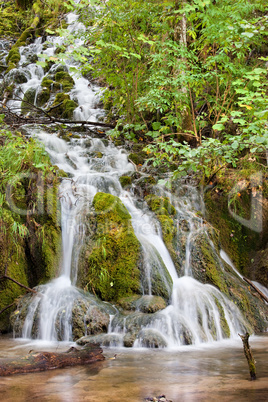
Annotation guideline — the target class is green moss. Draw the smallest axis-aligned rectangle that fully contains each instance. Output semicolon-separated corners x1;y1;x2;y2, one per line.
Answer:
55;71;75;91
0;232;29;332
145;194;176;216
0;1;30;38
128;153;145;166
204;169;264;277
0;131;62;331
21;88;36;115
119;176;132;188
41;77;53;88
214;297;231;338
79;192;141;302
36;88;50;107
145;194;179;273
49;93;78;119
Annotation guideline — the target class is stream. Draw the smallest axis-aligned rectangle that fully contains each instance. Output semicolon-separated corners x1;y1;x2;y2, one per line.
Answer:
0;335;268;401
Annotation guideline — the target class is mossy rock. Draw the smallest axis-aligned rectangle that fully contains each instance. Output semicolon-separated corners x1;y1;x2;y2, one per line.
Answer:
77;192;142;302
137;295;167;313
21;87;36;114
118;295;167;313
36;88;50;107
41;76;61;92
71;298;110;341
145;194;180;274
6;47;20;66
55;71;75;91
145;194;176;216
48;93;78;119
119;175;132;188
190;227;228;293
251;247;268;287
7;68;29;84
0;234;29;333
204;168;267;278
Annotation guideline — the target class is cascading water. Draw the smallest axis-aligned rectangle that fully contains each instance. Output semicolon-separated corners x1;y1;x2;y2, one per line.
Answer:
4;6;251;347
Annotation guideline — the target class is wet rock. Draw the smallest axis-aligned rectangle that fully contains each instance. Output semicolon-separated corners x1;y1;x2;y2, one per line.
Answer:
140;247;173;302
77;192;141;301
55;71;75;91
21;87;36;114
77;333;123;347
36;87;50;107
118;295;167;314
48;93;78;119
72;298;110;341
137;296;167;313
123;332;136;347
119;175;132;188
6;68;29;84
136;328;168;348
117;295;141;311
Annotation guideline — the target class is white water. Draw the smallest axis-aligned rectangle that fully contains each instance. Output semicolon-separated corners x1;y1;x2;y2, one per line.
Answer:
6;9;104;122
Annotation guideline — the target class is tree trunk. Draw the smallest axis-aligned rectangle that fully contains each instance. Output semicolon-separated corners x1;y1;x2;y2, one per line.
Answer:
239;332;256;380
0;344;104;376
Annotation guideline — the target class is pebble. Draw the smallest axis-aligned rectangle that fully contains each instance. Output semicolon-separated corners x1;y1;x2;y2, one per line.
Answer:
145;395;172;402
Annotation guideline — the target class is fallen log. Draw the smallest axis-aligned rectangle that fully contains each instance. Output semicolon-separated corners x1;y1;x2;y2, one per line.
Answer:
0;344;104;376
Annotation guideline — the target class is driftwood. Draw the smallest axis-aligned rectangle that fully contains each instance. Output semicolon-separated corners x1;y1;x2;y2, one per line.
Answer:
238;332;256;380
0;344;104;376
243;277;268;304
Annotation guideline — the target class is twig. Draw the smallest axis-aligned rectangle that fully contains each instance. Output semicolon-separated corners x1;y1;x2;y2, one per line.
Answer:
0;275;38;294
0;303;15;316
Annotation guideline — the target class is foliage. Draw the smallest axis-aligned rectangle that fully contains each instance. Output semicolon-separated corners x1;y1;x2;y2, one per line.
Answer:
52;0;268;179
0;0;31;37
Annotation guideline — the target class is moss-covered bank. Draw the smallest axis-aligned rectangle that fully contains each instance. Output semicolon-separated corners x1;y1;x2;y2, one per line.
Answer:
204;165;268;285
0;129;61;332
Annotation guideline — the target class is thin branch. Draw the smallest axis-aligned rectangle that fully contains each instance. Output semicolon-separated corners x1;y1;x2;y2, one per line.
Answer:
0;275;38;294
0;303;15;316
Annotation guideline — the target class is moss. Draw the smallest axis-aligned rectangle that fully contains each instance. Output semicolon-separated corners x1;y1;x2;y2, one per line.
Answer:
214;297;231;338
36;88;50;107
0;132;62;331
0;231;29;332
145;194;176;216
49;93;78;119
6;48;20;65
21;88;36;114
119;175;132;188
62;100;78;119
41;77;53;88
145;194;179;273
128;153;145;166
204;166;267;278
55;71;75;91
79;192;141;302
0;1;30;38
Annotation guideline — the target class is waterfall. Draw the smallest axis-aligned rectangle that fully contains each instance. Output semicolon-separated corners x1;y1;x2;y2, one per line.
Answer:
3;5;251;347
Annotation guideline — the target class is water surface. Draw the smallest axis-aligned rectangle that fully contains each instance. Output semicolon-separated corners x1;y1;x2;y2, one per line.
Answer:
0;335;267;401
